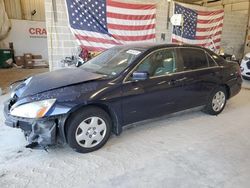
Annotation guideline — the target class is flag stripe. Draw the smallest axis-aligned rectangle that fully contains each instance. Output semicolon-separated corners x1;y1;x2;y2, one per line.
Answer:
80;45;107;52
172;33;221;44
197;9;224;16
111;33;156;41
108;28;155;36
196;27;223;36
106;12;156;20
107;23;155;30
72;29;119;42
196;19;223;28
79;40;115;49
195;31;222;40
75;34;121;45
107;17;155;26
196;23;223;32
197;16;224;24
198;12;224;20
107;1;155;10
172;38;221;49
107;6;155;15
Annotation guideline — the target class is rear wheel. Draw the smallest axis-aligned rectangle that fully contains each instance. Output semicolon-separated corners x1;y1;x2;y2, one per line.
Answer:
203;87;227;115
66;107;112;153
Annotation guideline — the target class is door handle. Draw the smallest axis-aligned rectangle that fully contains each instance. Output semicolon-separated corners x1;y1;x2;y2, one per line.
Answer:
168;79;175;85
175;77;187;82
168;77;187;85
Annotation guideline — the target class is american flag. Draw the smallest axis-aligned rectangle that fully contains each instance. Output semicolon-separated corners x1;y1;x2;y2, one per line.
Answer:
65;0;156;52
172;3;224;51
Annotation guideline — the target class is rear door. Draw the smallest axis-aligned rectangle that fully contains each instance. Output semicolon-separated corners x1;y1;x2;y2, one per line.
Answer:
176;47;221;108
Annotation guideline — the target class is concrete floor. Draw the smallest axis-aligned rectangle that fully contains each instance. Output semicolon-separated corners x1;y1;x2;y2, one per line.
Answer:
0;88;250;188
242;79;250;89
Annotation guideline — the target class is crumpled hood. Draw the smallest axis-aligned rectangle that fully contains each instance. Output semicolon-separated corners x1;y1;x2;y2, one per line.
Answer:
15;68;104;98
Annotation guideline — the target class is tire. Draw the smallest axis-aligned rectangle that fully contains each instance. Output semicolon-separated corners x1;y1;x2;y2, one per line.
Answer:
66;107;112;153
203;86;227;115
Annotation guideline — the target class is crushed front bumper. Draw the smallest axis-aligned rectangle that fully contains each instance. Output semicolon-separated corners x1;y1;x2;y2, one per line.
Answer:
4;100;65;147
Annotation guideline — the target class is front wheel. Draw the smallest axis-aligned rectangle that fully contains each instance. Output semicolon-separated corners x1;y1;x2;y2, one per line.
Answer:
66;107;112;153
203;87;227;115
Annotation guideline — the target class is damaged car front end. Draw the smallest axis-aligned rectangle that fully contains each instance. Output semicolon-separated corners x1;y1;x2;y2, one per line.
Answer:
3;67;108;149
4;102;59;147
4;82;67;148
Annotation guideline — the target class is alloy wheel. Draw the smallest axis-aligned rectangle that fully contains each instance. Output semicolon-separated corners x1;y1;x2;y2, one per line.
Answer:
75;116;107;148
212;91;226;112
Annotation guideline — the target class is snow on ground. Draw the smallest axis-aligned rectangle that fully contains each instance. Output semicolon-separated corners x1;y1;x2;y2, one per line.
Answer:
0;89;250;188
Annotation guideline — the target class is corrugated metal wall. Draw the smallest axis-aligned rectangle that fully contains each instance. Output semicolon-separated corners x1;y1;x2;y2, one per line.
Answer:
4;0;45;21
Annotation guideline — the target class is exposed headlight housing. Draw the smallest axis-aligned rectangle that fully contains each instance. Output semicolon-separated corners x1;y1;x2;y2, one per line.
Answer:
10;99;56;118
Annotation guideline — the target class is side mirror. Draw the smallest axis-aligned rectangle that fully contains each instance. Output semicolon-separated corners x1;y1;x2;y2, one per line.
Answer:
132;71;149;81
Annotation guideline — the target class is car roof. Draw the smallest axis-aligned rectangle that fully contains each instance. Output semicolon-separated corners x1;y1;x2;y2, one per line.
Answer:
118;43;203;49
114;43;206;51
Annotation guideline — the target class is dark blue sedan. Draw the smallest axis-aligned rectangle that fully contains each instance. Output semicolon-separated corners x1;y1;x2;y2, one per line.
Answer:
4;43;242;153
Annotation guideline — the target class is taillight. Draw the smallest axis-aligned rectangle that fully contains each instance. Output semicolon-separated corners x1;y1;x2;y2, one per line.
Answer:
237;65;242;77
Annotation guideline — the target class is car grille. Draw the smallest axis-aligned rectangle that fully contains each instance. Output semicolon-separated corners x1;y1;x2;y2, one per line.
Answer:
247;61;250;69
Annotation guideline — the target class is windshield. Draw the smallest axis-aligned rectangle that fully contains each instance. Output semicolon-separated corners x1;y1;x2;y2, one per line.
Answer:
80;47;144;77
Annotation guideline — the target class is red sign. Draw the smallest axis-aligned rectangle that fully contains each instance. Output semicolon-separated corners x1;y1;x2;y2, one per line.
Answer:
29;28;47;35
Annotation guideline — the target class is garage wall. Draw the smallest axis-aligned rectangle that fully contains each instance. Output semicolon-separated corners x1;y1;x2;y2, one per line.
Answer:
45;0;248;70
220;11;248;58
2;19;48;60
203;0;249;57
45;0;77;70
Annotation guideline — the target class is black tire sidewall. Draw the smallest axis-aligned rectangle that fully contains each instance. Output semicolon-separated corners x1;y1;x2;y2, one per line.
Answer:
205;87;227;115
66;107;112;153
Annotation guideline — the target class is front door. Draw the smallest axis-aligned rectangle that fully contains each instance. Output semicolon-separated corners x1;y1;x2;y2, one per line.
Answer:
121;48;187;125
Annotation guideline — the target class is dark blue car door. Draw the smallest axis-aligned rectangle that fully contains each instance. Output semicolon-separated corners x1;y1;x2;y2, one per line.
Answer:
121;48;189;125
176;47;221;108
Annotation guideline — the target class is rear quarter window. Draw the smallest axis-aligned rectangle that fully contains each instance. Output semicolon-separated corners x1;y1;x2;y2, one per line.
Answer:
206;53;217;67
206;49;225;65
180;48;208;71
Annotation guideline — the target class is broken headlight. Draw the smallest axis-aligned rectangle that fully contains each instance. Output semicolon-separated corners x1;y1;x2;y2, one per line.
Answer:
10;99;56;118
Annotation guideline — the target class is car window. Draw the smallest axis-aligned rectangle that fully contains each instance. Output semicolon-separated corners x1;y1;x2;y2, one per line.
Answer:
206;50;224;64
180;48;208;70
80;47;144;77
135;49;177;77
206;53;217;67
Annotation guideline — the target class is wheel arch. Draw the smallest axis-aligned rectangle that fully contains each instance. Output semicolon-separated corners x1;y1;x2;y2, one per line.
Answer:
220;84;230;99
63;103;121;143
